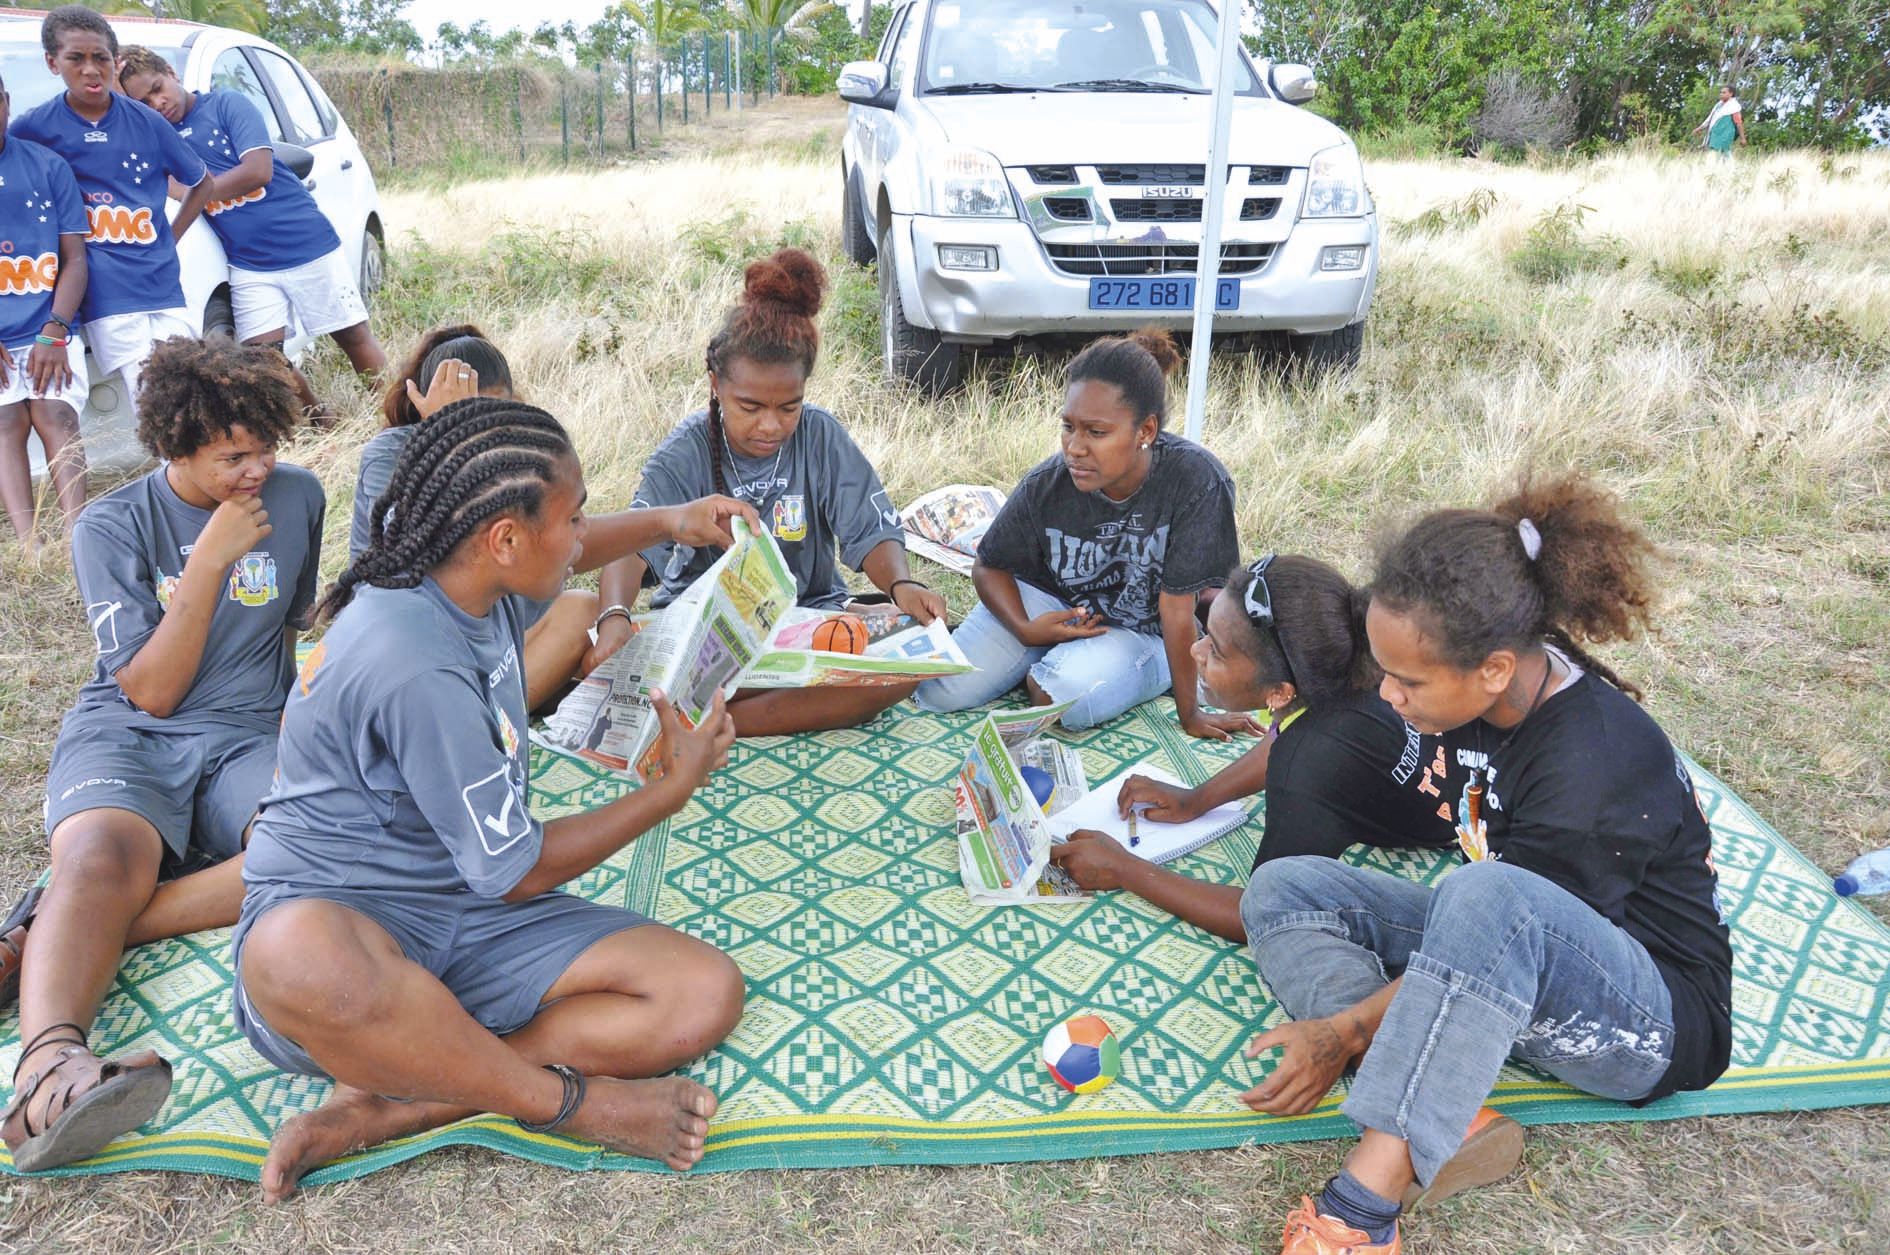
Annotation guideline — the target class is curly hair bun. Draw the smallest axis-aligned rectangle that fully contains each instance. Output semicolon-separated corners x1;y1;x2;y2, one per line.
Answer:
744;248;827;319
1128;327;1183;377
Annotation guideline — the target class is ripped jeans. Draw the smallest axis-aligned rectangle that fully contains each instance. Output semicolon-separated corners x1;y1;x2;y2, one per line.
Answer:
914;581;1172;730
1241;856;1675;1186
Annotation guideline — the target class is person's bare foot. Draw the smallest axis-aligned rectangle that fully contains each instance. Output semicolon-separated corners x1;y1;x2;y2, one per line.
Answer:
261;1085;462;1203
563;1075;718;1171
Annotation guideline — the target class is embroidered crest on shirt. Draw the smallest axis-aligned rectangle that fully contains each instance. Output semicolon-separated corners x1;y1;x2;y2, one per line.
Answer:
228;551;279;606
154;571;180;610
773;494;808;542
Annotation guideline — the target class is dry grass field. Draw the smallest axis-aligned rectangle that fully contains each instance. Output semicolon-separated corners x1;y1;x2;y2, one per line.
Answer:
3;97;1888;1252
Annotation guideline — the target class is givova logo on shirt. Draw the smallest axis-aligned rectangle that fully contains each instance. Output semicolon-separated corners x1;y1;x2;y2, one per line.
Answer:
228;552;279;606
207;186;266;217
0;252;59;295
87;204;157;245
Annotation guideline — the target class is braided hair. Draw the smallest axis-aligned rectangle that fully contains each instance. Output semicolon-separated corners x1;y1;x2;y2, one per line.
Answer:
317;396;574;623
703;248;827;498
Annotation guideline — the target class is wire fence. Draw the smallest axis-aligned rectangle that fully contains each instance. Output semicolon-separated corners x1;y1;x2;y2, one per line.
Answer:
313;32;790;174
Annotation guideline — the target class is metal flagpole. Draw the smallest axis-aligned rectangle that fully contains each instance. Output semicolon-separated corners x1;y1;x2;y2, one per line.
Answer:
1182;0;1245;444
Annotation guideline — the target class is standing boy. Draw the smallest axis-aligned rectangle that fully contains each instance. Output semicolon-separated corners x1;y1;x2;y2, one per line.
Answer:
8;6;212;415
0;336;324;1172
0;67;91;547
117;46;387;414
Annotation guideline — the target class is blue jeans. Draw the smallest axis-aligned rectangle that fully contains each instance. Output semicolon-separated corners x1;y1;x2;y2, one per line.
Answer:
914;581;1171;730
1241;857;1675;1185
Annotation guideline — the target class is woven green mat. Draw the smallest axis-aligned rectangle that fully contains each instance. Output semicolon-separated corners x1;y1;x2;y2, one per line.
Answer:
4;698;1888;1183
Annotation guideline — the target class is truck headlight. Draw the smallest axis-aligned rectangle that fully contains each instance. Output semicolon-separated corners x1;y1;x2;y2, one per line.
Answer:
1303;144;1365;218
933;147;1015;218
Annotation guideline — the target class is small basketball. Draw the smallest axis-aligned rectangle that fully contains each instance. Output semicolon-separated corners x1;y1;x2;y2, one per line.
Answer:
810;614;869;654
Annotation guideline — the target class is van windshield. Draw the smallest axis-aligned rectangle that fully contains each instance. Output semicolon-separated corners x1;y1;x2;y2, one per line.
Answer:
920;0;1260;96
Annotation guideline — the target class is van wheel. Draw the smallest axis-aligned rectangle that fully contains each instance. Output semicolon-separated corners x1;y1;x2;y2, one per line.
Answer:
841;167;876;266
359;228;386;304
203;287;236;340
1284;320;1365;372
879;223;962;393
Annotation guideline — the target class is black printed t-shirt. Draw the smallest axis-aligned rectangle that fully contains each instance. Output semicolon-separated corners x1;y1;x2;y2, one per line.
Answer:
1437;671;1734;1102
975;433;1238;636
1257;691;1458;866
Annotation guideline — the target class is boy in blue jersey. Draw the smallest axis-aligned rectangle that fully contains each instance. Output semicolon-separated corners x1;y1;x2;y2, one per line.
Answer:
0;336;323;1173
118;46;387;414
8;7;212;417
0;68;91;547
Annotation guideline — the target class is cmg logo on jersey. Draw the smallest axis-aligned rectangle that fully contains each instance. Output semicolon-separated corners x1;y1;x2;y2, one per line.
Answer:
0;252;59;296
228;551;279;606
206;186;266;217
87;204;158;246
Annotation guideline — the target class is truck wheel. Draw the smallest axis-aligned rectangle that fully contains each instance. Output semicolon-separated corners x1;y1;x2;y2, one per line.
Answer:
359;227;386;305
879;223;963;394
1285;320;1365;372
841;167;876;266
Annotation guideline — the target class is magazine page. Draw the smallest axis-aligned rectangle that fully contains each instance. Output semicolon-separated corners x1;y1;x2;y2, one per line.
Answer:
953;707;1088;905
900;484;1005;576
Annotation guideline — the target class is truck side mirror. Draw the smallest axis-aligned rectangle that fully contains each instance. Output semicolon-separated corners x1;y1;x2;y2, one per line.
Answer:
838;60;893;109
1270;63;1317;105
277;141;316;180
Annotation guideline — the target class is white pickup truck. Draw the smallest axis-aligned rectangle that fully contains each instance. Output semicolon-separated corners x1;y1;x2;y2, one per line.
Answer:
839;0;1377;391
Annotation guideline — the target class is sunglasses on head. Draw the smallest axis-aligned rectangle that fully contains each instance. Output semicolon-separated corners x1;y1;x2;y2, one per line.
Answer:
1241;553;1296;686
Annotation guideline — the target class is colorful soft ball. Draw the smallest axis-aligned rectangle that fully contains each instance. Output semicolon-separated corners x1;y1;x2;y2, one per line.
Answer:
1042;1014;1120;1094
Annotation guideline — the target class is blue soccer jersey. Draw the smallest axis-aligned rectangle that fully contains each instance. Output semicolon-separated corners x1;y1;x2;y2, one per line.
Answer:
9;93;207;322
0;134;88;348
177;91;338;272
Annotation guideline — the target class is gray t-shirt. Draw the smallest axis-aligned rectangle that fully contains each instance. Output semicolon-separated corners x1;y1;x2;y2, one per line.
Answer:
245;581;551;901
67;463;325;733
631;405;904;609
975;433;1238;636
349;425;413;561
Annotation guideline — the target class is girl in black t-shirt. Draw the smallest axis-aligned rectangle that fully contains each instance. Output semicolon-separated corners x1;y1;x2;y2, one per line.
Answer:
1246;475;1733;1255
1049;554;1454;940
915;330;1244;735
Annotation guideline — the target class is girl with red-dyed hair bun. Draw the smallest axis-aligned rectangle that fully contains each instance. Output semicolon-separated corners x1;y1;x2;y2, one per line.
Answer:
591;248;946;736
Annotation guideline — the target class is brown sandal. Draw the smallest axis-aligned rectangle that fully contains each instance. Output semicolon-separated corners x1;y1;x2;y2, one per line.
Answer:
2;1022;173;1173
0;884;41;1009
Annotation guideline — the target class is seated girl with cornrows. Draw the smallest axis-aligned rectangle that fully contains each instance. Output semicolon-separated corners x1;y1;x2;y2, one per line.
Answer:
915;330;1246;735
1247;475;1734;1255
590;248;949;736
233;398;747;1203
1049;554;1457;939
352;326;597;712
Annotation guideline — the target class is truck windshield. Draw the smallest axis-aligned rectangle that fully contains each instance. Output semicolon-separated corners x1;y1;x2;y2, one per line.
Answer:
920;0;1260;96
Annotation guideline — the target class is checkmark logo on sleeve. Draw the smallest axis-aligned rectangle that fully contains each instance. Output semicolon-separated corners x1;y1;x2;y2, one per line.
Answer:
482;790;516;837
461;766;532;856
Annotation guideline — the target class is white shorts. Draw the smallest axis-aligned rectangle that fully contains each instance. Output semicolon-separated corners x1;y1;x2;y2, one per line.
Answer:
230;248;367;343
86;308;196;379
0;336;88;416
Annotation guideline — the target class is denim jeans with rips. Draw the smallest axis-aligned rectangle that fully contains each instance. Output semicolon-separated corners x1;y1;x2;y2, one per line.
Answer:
1240;856;1676;1185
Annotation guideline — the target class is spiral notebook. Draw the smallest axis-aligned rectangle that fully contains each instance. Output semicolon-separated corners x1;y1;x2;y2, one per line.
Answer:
1045;765;1253;864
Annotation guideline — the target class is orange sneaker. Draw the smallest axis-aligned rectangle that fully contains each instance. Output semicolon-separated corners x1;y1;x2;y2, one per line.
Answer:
1401;1106;1525;1210
1279;1196;1402;1254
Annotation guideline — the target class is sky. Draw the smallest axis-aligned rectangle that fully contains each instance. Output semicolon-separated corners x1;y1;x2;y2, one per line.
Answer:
396;0;872;43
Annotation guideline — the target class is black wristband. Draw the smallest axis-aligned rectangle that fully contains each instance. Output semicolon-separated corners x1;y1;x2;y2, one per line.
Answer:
890;578;929;598
517;1063;586;1134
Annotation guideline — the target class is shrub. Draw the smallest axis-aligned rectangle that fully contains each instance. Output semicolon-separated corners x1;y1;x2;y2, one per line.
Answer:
1508;202;1625;283
1472;69;1575;155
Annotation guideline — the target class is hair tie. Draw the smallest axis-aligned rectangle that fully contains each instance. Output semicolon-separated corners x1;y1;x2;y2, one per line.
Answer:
1516;518;1543;562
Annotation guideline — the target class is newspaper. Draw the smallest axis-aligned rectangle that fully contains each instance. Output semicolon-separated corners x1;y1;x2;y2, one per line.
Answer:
953;704;1093;905
900;484;1005;576
535;520;974;780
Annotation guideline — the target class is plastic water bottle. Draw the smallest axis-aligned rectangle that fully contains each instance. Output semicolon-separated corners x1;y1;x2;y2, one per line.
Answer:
1833;848;1890;897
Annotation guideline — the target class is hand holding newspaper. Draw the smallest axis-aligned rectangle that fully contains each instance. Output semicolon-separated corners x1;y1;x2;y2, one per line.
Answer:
536;520;974;781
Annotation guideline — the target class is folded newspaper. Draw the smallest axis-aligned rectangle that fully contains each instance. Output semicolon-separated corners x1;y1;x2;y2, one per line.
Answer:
953;703;1094;905
900;484;1005;577
535;520;974;781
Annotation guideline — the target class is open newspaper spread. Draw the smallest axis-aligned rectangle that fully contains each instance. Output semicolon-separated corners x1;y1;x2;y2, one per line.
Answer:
535;520;974;780
954;703;1093;905
899;484;1005;577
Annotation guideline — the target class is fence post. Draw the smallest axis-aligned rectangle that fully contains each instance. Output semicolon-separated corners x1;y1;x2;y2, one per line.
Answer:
560;76;570;163
379;67;397;168
626;49;637;151
513;66;525;162
656;54;664;132
724;32;732;110
703;34;712;116
595;63;605;159
681;49;690;124
766;29;775;99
